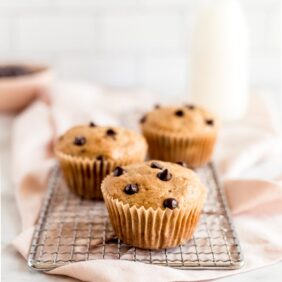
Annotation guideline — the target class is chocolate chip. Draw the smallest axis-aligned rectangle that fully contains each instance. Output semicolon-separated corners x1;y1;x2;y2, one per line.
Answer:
163;198;178;209
89;121;96;127
140;115;147;124
124;184;139;195
154;104;160;109
113;166;124;177
206;119;214;126
157;169;172;181
150;162;163;169
174;109;184;117
185;104;195;110
96;155;105;161
73;136;86;146
106;128;117;137
176;161;187;168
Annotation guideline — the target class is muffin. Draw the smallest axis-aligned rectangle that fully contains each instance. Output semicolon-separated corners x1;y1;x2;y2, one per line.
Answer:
140;104;218;168
101;160;207;249
55;123;148;199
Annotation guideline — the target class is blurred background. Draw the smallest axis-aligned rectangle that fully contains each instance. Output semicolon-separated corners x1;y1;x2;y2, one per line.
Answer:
0;0;280;100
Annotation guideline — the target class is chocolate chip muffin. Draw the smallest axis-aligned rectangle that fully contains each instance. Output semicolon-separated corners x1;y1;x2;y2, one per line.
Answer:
55;123;148;199
101;160;207;249
140;105;218;168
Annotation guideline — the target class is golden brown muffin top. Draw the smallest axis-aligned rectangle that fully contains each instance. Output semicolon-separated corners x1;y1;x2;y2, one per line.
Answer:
102;160;206;210
55;123;148;161
140;105;218;136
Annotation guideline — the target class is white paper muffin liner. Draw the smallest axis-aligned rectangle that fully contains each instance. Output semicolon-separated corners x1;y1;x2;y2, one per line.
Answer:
142;127;217;168
102;184;207;250
56;151;146;200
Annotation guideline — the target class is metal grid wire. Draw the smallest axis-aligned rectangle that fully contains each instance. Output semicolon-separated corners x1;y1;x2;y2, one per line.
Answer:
28;163;244;270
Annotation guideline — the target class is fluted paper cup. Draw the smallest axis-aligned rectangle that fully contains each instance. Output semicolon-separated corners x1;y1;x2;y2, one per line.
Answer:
56;151;145;200
102;184;207;250
142;127;216;168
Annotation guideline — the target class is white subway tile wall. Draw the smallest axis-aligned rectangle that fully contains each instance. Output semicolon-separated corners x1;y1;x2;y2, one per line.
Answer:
18;16;98;51
0;0;280;97
0;17;11;52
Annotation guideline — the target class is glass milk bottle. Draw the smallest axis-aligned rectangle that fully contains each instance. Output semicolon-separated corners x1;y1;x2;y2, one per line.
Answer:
190;0;249;121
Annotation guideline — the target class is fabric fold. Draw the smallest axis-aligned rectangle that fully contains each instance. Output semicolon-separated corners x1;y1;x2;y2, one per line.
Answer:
9;84;282;282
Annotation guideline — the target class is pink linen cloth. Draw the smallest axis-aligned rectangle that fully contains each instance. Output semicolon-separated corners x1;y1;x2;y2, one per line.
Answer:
11;82;282;282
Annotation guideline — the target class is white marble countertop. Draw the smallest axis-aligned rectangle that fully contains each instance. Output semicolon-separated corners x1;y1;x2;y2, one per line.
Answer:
1;114;282;282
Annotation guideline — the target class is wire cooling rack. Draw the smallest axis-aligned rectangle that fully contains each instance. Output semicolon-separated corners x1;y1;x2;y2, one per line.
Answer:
27;163;244;270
